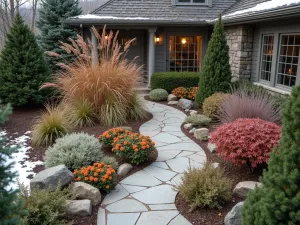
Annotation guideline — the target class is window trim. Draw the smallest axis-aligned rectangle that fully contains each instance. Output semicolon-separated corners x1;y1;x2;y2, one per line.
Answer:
258;32;300;92
172;0;212;6
259;34;274;85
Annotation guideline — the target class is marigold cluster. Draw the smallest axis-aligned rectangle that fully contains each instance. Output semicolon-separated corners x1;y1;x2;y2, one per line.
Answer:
73;162;116;193
172;87;198;100
98;127;132;146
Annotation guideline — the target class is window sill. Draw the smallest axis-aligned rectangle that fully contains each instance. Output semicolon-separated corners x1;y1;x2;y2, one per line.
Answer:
253;82;291;95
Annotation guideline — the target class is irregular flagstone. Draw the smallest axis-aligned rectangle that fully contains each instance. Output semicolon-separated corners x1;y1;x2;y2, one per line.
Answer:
166;157;191;173
166;131;186;138
189;159;205;170
106;199;148;213
176;151;195;158
154;141;169;147
139;126;161;133
170;173;184;186
132;185;177;204
151;161;169;170
169;214;191;225
107;213;140;225
158;142;203;151
188;153;207;164
120;170;162;187
143;166;177;182
163;117;183;124
121;184;147;194
149;204;177;210
156;150;181;161
151;133;182;144
136;211;179;225
97;208;106;225
102;184;129;205
162;126;182;132
140;130;161;137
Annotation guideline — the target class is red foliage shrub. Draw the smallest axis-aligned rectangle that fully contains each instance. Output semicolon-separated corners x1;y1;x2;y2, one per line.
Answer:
210;118;281;168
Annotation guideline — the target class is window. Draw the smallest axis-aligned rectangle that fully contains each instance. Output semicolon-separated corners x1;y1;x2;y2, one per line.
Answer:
175;0;211;6
260;35;274;82
169;36;202;72
277;35;300;87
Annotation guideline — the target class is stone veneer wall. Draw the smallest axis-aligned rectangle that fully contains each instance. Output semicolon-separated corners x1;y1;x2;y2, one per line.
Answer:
225;25;254;80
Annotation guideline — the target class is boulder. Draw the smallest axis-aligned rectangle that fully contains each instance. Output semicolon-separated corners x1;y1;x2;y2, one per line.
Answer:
178;99;193;110
194;128;209;141
224;202;244;225
190;110;198;116
208;143;216;153
168;101;178;105
117;163;133;177
233;181;263;198
66;200;92;216
71;182;101;206
30;165;73;191
168;94;177;101
184;123;193;130
189;128;196;134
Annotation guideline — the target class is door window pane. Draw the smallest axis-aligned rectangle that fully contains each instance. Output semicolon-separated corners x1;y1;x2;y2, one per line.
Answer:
260;35;274;82
277;35;300;87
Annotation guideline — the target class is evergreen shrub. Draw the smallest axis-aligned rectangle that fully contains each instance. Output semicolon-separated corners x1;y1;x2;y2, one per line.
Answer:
149;89;168;101
202;93;230;120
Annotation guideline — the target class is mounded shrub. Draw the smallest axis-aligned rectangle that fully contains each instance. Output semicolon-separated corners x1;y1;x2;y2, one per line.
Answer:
202;93;230;120
210;118;281;168
184;114;211;126
98;127;132;147
101;156;119;170
112;132;155;165
151;72;200;93
31;105;73;146
172;87;198;100
149;89;168;101
73;162;116;193
177;163;232;211
19;184;71;225
45;132;104;170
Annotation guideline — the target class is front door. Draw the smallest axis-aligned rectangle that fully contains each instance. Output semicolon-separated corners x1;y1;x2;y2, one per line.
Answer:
168;36;203;72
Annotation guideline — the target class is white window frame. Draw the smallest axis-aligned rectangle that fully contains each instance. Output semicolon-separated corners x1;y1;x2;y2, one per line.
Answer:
172;0;212;6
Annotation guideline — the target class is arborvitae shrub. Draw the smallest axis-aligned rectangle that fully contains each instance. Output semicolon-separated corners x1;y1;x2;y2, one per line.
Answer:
196;14;232;104
210;118;281;168
242;85;300;225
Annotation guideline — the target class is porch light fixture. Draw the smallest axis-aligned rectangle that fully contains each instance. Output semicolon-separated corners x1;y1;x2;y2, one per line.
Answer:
155;35;160;44
181;37;187;44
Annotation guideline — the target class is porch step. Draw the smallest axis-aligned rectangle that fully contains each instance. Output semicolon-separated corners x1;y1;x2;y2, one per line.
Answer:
134;85;151;95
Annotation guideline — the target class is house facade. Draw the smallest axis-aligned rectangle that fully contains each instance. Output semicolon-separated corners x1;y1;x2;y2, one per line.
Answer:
66;0;300;94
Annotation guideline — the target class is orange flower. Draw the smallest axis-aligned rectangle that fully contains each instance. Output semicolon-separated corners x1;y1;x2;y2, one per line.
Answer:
73;170;78;175
94;178;99;182
134;148;139;152
96;169;101;173
94;172;99;177
109;176;112;180
124;141;128;145
106;185;110;189
84;177;89;181
120;147;125;151
77;177;81;181
90;167;95;172
89;176;94;181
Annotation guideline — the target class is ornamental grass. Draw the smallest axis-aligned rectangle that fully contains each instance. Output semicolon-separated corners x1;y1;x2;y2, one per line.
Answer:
41;26;145;127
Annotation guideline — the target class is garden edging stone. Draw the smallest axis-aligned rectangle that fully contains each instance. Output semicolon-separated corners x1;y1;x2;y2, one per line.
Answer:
71;182;101;206
233;181;263;198
66;199;92;216
117;163;133;177
224;201;244;225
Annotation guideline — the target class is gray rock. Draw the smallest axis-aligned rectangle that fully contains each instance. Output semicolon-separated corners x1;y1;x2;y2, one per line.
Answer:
224;202;244;225
194;128;209;141
185;109;189;112
233;181;263;198
189;128;196;134
168;94;177;101
66;200;92;216
212;162;220;168
178;99;193;110
184;123;193;130
208;143;216;153
117;163;133;177
30;165;73;191
71;182;101;206
168;101;178;105
190;110;198;116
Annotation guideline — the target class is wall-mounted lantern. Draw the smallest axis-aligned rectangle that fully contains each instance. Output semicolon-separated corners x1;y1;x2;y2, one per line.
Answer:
155;34;163;45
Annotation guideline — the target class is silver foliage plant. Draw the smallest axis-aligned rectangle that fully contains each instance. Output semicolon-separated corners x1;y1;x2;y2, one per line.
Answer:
45;132;104;170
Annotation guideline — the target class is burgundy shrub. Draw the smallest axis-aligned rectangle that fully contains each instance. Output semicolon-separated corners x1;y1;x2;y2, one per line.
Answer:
210;118;281;168
218;90;282;124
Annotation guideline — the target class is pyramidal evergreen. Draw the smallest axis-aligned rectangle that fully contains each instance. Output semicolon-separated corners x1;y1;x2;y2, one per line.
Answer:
37;0;82;71
0;14;50;106
0;104;24;225
242;85;300;225
196;14;232;104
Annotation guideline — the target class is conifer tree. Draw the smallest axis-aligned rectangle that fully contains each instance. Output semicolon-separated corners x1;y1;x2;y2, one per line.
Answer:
196;14;232;104
37;0;82;71
0;104;24;225
0;14;50;106
242;85;300;225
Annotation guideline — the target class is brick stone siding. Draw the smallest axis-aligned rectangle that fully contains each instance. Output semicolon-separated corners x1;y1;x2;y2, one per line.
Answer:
225;25;254;80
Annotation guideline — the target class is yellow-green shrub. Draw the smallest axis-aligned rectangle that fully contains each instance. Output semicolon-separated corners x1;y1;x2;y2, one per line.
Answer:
177;163;232;211
202;93;230;120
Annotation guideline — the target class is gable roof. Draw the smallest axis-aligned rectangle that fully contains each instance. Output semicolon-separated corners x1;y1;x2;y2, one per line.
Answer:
67;0;236;25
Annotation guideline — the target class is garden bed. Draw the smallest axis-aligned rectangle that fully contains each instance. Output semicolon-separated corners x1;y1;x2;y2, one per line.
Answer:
3;106;157;225
144;95;261;225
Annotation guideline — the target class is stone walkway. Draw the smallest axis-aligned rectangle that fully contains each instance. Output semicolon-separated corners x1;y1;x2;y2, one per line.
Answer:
97;99;207;225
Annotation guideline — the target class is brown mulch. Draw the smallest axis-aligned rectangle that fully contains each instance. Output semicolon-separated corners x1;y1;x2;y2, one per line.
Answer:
3;106;157;225
144;95;262;225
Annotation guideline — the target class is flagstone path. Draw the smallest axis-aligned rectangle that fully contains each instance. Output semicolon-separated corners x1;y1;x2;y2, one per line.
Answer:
97;99;207;225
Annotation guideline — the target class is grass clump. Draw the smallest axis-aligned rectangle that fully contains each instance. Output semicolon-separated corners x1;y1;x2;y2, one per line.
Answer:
19;184;71;225
177;163;232;211
31;105;73;146
185;114;211;126
101;156;119;170
45;132;104;170
149;89;168;101
128;92;149;121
